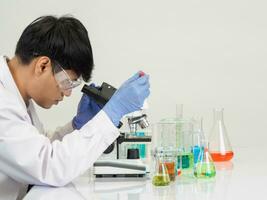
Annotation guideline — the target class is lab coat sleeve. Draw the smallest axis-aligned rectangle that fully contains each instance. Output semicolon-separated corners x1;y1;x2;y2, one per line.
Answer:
27;101;74;142
0;95;119;187
47;121;74;142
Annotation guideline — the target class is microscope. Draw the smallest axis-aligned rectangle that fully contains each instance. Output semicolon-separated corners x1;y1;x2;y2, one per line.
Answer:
81;79;151;178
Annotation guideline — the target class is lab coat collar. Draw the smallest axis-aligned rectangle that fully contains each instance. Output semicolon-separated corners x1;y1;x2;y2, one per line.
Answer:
0;55;28;112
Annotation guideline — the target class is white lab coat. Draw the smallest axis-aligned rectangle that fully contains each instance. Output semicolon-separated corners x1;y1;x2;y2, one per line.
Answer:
0;56;120;200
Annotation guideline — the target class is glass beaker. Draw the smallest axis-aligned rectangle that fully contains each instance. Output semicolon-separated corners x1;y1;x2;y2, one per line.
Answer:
152;148;171;186
194;140;216;178
157;118;178;148
209;108;234;162
162;147;176;181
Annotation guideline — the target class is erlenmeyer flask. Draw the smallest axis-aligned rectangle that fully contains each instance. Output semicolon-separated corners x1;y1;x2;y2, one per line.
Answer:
209;108;234;161
152;148;171;186
194;140;216;178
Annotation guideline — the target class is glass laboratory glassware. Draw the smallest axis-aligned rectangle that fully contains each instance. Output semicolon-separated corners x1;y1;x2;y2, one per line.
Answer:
152;148;171;186
194;140;216;178
162;147;176;181
157;118;177;148
209;108;234;162
176;104;183;119
176;119;194;176
192;117;205;164
176;148;182;176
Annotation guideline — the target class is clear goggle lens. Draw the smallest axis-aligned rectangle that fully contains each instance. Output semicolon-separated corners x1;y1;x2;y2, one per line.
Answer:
53;63;82;91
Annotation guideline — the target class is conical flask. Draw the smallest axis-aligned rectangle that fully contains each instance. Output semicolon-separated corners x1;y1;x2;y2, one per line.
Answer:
209;108;234;161
152;149;171;186
194;140;216;178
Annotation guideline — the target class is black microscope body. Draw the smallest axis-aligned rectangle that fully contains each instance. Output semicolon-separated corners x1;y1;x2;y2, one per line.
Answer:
81;82;151;158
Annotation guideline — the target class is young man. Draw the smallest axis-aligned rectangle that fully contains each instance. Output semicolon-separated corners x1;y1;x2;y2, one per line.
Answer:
0;15;150;199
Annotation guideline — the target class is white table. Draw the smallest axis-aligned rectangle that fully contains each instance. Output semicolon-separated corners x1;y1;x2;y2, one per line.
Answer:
23;147;267;200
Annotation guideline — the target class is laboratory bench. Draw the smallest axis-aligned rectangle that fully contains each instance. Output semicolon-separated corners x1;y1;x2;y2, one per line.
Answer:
23;147;267;200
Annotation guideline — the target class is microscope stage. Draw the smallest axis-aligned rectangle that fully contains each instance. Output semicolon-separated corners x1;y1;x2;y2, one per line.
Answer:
93;159;147;178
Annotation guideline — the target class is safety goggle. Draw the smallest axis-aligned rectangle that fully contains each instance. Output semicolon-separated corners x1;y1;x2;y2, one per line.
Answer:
53;62;82;91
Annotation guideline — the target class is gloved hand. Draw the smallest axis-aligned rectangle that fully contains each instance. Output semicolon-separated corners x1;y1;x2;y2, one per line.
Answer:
72;84;102;130
103;71;150;127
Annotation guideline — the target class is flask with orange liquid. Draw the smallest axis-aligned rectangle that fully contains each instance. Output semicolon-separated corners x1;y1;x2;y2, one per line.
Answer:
208;108;234;162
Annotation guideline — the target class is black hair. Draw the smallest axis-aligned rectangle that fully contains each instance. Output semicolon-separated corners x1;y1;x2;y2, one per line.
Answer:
15;15;94;82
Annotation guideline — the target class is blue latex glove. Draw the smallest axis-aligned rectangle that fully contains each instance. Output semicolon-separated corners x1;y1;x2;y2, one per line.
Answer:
72;84;102;130
103;72;150;127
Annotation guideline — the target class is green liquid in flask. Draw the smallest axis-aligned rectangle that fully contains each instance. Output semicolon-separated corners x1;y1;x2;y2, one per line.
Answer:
194;162;216;178
152;175;170;186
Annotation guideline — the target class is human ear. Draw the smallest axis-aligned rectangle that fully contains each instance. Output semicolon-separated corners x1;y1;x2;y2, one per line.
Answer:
34;56;52;76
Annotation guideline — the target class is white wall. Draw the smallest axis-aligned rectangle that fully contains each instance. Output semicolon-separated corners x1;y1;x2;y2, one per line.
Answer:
1;0;266;148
